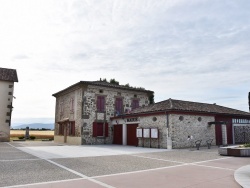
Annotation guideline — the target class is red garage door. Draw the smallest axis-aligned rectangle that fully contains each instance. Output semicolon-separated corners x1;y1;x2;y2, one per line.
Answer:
113;124;123;145
127;124;138;146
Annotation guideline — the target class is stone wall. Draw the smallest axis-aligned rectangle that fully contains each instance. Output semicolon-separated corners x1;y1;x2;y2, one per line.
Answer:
54;87;83;144
169;114;215;148
138;115;168;148
81;85;150;145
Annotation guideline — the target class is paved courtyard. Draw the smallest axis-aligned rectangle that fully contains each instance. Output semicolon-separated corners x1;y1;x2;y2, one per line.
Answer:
0;142;249;188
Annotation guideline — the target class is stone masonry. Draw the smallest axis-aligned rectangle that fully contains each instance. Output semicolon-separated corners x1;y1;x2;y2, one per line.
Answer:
169;114;215;148
53;81;152;145
82;85;150;145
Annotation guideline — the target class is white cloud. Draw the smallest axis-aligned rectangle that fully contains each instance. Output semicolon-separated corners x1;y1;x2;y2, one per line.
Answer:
0;0;249;122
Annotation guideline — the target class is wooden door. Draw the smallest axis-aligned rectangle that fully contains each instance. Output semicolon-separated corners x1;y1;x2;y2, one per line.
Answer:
127;124;138;146
113;124;123;145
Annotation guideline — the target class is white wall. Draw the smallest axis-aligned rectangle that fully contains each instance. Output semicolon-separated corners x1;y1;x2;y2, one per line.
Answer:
0;81;15;141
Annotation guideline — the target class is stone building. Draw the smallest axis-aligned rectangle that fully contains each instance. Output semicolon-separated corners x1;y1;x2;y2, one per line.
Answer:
111;99;250;149
0;68;18;142
52;81;154;145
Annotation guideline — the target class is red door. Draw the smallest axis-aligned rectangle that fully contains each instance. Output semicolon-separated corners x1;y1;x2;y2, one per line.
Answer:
113;124;123;145
215;116;233;145
127;124;138;146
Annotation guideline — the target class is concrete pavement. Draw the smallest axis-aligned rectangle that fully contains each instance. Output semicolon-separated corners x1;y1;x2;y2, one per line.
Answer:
0;142;249;188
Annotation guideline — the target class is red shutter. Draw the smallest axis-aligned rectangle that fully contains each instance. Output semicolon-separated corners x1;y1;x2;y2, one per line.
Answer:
132;99;139;110
71;121;75;136
93;122;98;137
101;96;105;112
105;123;109;137
97;123;104;136
97;96;105;112
115;98;123;115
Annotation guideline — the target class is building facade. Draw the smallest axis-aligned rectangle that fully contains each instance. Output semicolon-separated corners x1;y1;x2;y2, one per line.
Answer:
111;99;250;149
52;81;154;145
0;68;18;142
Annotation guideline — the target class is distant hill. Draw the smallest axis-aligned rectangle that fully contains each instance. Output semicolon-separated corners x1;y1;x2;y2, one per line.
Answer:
12;123;54;130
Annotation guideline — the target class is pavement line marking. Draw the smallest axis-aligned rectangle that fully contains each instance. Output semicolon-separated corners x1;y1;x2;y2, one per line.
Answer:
0;178;86;188
7;143;115;188
130;154;185;164
191;163;235;171
0;158;41;162
92;163;189;179
192;157;232;164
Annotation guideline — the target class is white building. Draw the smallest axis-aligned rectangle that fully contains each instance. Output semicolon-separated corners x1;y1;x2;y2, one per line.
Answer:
0;68;18;142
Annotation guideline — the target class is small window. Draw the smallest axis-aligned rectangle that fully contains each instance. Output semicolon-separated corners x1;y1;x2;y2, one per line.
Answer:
198;117;202;122
179;116;184;121
70;98;74;112
9;85;13;88
6;120;10;123
115;98;123;116
8;92;12;95
152;117;157;121
93;122;108;137
131;99;139;110
99;89;103;93
59;102;64;115
58;124;64;135
97;96;105;112
134;94;137;98
6;112;11;116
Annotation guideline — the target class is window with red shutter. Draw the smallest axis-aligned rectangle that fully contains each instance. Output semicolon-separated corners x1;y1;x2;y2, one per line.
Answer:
115;98;123;115
69;121;75;136
93;122;107;137
58;124;64;135
97;96;105;112
97;123;104;136
131;99;139;110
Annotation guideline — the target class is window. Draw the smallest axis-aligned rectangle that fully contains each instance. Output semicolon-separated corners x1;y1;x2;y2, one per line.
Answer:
59;102;64;115
9;85;13;88
131;99;139;110
115;98;123;115
70;98;74;112
69;121;75;136
58;124;64;135
97;96;105;112
93;122;108;137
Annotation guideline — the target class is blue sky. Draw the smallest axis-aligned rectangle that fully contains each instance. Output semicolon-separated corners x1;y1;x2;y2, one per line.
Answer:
0;0;250;124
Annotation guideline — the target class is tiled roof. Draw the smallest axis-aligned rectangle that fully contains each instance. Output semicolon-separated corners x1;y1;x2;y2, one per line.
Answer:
52;81;153;97
82;81;153;93
129;98;250;117
0;68;18;82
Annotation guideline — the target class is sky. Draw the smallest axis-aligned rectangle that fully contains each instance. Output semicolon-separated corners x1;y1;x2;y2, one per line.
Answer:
0;0;250;125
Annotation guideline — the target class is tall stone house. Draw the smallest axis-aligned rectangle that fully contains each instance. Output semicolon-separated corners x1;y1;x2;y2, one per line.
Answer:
52;81;154;145
0;68;18;142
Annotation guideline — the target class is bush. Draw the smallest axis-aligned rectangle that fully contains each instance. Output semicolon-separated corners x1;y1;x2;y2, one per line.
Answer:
29;136;36;140
18;136;24;139
243;143;250;147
